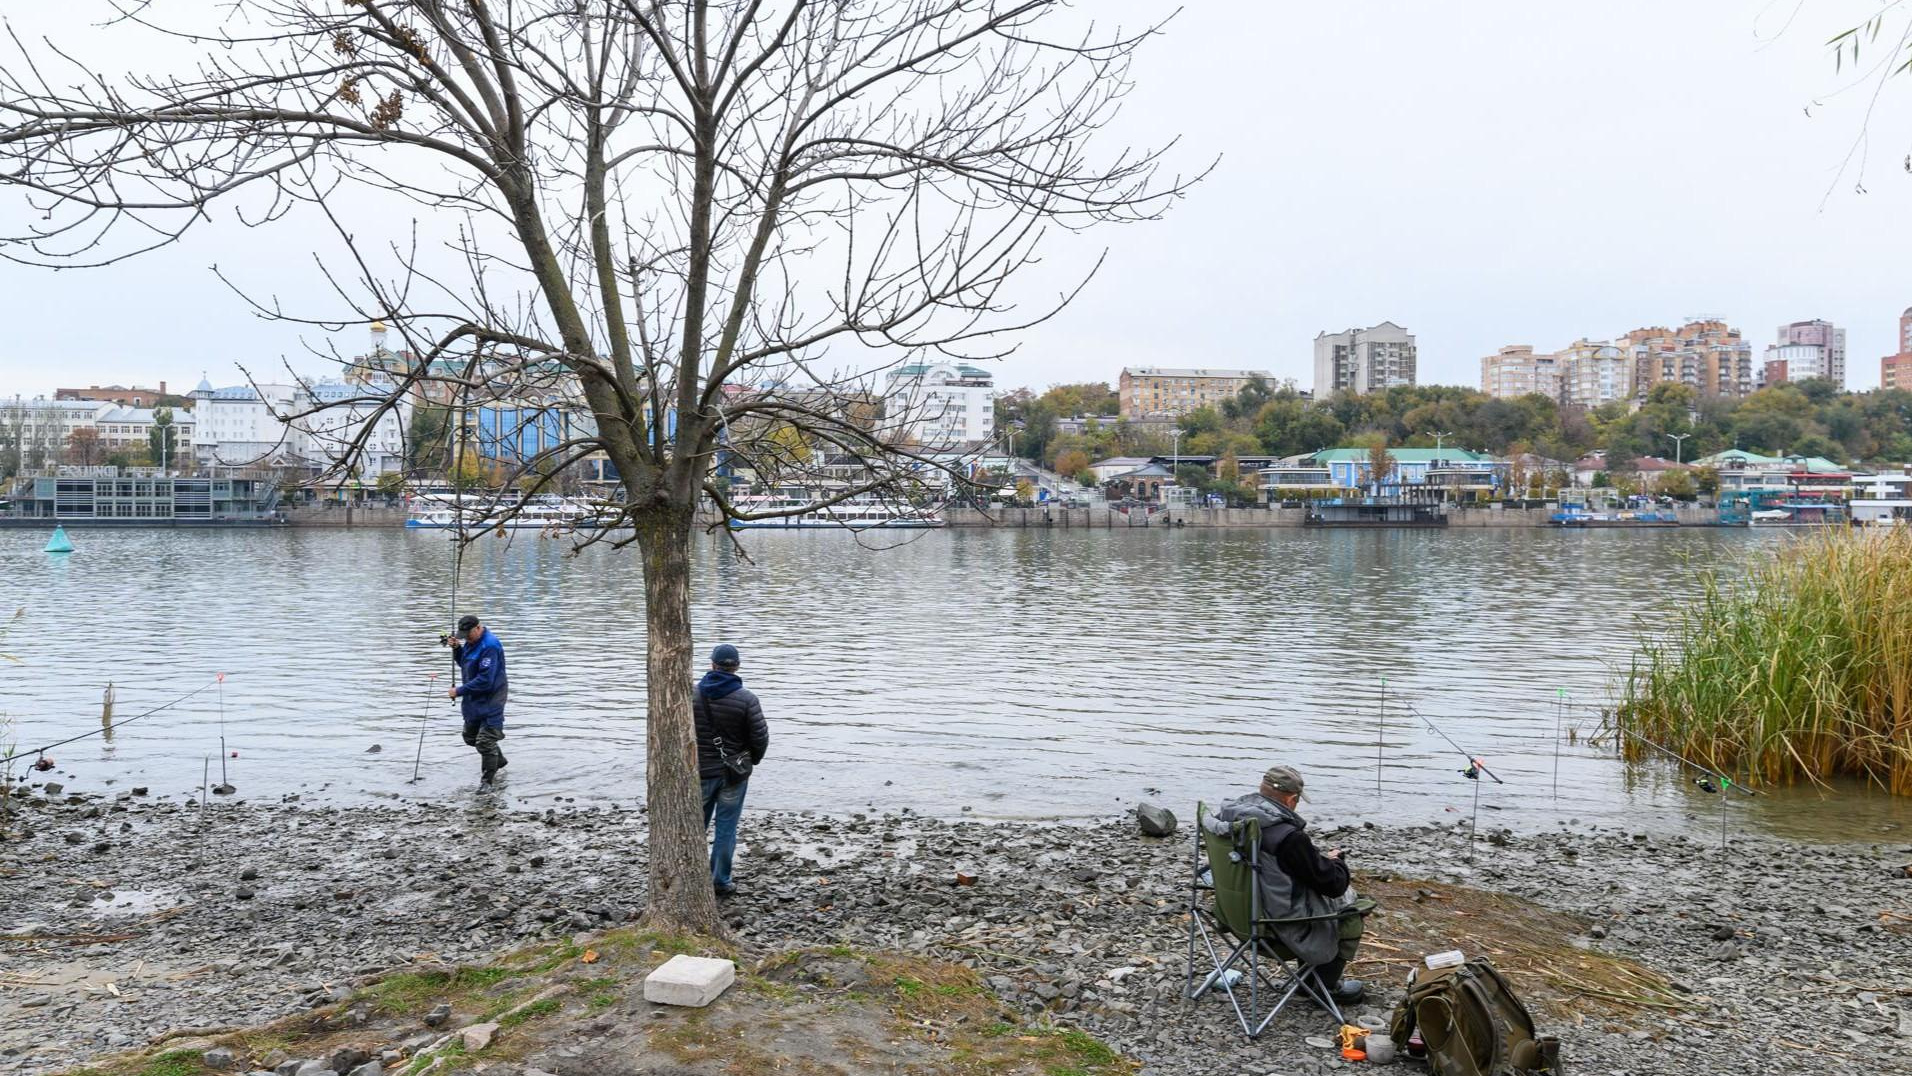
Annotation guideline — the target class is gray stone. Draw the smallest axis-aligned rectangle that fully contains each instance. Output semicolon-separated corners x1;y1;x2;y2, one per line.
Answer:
346;1064;383;1076
460;1022;498;1052
329;1047;372;1073
1135;803;1177;838
424;1003;453;1028
203;1047;237;1070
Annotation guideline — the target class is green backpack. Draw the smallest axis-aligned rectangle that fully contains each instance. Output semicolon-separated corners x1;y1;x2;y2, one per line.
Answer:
1388;959;1562;1076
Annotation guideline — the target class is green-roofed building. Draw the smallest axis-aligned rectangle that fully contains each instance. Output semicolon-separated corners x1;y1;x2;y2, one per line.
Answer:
1257;446;1511;501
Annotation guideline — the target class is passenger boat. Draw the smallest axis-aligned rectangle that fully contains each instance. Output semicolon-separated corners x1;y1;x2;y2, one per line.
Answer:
405;493;605;532
727;494;945;530
1746;501;1847;527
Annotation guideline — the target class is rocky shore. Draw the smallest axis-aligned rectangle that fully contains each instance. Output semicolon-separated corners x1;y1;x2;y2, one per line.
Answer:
1;780;1907;1076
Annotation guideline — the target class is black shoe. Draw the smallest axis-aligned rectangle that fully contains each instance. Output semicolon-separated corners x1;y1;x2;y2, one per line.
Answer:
1329;978;1365;1004
714;883;737;898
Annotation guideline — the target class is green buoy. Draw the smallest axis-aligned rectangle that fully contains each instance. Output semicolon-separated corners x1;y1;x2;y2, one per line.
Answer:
44;525;74;553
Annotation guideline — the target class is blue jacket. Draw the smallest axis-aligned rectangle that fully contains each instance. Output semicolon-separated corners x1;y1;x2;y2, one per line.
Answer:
451;628;508;728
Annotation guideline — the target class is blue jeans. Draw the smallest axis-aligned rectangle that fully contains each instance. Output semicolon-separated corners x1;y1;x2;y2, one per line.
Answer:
700;776;748;889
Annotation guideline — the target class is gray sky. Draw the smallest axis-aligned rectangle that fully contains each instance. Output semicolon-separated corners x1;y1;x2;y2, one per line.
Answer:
3;1;1910;397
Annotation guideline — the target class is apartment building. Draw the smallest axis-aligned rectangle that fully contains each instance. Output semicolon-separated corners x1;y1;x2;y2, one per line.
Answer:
1882;307;1912;391
1313;322;1416;397
1626;320;1755;399
1480;345;1560;400
1763;319;1846;388
1118;366;1273;419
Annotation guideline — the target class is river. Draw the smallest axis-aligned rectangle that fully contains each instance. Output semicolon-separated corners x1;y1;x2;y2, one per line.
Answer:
1;526;1904;842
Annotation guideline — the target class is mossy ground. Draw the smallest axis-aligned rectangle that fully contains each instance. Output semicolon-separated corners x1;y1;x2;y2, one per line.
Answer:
56;927;1133;1076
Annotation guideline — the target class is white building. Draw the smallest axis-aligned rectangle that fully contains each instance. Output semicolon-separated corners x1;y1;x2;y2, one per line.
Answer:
189;377;300;467
0;396;111;467
1314;322;1416;396
884;362;994;448
292;380;411;476
1765;319;1846;388
1;396;194;471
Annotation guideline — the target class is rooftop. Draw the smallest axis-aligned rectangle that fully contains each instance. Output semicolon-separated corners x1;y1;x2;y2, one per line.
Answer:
1313;447;1498;464
1122;366;1272;379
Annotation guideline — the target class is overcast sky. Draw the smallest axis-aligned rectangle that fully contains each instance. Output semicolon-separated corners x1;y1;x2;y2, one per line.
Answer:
4;1;1912;397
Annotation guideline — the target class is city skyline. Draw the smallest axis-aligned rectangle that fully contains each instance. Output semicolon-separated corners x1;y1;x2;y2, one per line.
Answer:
5;3;1912;397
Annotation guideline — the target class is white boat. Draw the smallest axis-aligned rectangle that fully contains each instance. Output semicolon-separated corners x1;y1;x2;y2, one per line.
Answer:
727;494;945;530
1852;475;1912;527
406;494;606;532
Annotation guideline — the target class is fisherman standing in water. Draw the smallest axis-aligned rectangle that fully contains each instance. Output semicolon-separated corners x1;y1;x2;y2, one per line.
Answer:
444;614;509;785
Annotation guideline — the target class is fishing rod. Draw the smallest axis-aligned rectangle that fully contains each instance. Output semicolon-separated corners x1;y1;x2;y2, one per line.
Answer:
0;677;222;766
409;673;439;784
1611;723;1760;797
1408;704;1504;784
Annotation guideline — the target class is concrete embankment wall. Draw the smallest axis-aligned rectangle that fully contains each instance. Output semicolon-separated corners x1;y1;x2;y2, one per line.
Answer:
945;504;1720;529
285;504;409;528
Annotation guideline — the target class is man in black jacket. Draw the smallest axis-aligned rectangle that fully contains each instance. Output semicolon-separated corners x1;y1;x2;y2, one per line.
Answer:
693;643;769;896
1216;765;1367;1004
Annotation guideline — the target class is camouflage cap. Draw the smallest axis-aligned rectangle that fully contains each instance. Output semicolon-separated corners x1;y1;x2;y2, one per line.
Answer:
1262;765;1306;799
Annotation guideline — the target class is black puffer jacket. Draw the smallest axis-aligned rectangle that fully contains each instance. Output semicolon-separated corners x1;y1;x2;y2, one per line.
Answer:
693;672;769;780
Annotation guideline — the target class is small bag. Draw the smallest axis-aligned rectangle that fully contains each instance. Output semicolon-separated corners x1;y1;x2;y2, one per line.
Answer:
697;692;753;783
1389;958;1561;1076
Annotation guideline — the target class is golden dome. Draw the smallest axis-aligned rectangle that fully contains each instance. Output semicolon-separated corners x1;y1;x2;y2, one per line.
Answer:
370;319;388;332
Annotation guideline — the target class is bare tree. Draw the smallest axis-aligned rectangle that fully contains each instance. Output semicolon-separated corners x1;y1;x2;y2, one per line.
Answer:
0;0;1191;933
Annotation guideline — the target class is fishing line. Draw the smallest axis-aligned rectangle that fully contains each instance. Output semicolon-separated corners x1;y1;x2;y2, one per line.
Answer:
0;677;222;765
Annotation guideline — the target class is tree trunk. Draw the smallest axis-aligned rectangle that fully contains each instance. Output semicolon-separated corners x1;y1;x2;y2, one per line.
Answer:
635;504;724;936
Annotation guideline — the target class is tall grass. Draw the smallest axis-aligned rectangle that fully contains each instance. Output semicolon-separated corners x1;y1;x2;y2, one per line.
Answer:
1619;528;1912;796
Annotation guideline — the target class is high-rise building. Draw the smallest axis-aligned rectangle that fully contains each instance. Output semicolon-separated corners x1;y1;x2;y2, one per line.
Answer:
1626;320;1754;399
1314;322;1416;397
885;362;995;447
1480;345;1560;400
1557;338;1632;408
1118;367;1273;419
1882;308;1912;392
1762;319;1845;388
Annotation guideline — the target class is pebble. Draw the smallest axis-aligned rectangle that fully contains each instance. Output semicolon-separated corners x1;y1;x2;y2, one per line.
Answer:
0;794;1900;1076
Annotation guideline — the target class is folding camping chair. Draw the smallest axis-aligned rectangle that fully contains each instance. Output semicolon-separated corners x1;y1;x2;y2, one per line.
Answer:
1183;802;1369;1039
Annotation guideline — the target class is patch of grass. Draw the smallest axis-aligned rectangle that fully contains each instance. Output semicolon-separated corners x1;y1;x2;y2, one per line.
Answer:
136;1052;202;1076
508;941;584;974
498;997;562;1029
893;976;926;998
361;965;515;1016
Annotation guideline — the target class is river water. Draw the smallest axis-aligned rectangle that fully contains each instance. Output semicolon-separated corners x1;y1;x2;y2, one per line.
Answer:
1;526;1904;842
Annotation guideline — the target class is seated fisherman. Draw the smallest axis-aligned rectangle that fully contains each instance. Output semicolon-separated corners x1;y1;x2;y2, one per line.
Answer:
1216;764;1367;1004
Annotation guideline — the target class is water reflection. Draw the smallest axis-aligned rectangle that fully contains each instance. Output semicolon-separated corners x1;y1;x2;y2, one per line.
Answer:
1;526;1904;843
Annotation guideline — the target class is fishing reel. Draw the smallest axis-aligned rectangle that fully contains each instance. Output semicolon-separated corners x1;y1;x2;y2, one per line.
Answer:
1460;757;1486;781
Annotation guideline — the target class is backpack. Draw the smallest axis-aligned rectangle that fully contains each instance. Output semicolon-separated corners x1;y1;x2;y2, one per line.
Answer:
1388;959;1562;1076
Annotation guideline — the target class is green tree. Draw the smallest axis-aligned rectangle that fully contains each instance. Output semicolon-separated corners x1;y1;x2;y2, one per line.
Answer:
1657;469;1698;501
408;405;451;471
147;407;178;470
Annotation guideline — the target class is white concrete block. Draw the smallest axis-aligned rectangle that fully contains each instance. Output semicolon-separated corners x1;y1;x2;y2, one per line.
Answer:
642;954;736;1007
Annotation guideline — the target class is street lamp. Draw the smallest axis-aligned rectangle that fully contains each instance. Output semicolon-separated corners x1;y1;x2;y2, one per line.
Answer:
1665;432;1690;466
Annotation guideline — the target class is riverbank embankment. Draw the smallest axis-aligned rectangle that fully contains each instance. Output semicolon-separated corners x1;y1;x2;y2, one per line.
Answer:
1;784;1905;1075
942;505;1719;528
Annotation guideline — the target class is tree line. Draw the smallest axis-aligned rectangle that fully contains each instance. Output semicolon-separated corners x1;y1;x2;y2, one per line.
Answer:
997;375;1912;478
